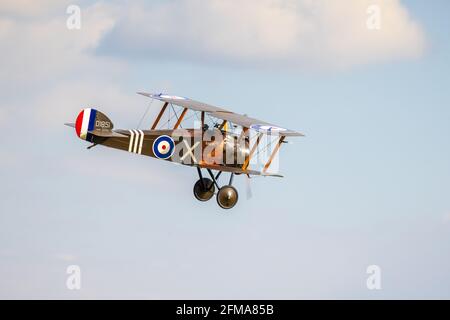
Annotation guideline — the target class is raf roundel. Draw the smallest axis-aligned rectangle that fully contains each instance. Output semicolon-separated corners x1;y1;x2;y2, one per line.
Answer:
153;135;175;159
250;124;287;133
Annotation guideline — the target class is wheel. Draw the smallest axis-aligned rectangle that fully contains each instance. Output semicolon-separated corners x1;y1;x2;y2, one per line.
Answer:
193;178;215;201
216;185;238;209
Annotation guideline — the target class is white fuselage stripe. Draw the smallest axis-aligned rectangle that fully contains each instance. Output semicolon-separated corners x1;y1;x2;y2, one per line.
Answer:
133;130;139;153
128;130;135;152
138;130;144;154
128;130;145;154
80;108;92;140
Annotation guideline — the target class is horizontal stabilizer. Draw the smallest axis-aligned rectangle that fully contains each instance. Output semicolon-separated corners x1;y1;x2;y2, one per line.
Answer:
88;129;127;138
64;122;126;137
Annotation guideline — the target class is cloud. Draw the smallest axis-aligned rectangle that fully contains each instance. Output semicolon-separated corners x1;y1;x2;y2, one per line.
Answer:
98;0;426;70
0;1;119;90
0;0;66;17
0;1;131;126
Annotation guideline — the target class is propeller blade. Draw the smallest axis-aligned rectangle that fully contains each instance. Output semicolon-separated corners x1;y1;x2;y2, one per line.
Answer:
245;174;253;200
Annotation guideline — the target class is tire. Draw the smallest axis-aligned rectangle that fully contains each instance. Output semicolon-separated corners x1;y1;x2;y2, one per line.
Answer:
193;178;215;201
216;185;238;209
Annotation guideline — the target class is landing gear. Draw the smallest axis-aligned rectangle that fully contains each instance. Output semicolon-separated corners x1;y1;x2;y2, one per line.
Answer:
216;185;238;209
193;178;215;201
193;168;239;209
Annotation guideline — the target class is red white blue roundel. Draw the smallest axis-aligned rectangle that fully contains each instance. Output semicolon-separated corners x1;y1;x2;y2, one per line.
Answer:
250;124;287;132
153;135;175;159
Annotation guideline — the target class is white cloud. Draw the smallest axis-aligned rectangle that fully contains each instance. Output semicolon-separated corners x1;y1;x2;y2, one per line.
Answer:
0;2;119;86
0;0;66;17
99;0;426;70
0;1;128;124
0;0;426;126
33;80;141;127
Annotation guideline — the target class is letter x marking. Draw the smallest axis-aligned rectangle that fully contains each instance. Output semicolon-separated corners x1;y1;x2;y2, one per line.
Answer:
180;140;200;163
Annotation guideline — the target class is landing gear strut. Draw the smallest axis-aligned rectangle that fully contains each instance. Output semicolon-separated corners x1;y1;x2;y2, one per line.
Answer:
193;178;215;201
193;168;239;209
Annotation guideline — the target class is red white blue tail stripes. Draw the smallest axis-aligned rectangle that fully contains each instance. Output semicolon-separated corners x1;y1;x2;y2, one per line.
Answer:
75;108;97;140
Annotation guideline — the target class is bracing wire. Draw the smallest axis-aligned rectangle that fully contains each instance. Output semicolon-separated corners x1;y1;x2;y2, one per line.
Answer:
137;98;154;129
171;104;181;128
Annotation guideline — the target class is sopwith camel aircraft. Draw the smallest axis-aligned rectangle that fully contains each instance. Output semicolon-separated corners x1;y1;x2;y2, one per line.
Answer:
65;92;303;209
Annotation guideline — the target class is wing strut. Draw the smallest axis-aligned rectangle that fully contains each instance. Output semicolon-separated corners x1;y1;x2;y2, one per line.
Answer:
242;132;263;171
151;102;168;130
218;120;228;130
199;111;205;165
262;136;285;173
173;108;188;129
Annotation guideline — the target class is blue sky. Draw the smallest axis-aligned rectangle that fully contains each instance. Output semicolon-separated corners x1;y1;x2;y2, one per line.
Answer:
0;0;449;299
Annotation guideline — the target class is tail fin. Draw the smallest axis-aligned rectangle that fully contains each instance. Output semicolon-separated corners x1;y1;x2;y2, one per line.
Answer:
74;108;114;140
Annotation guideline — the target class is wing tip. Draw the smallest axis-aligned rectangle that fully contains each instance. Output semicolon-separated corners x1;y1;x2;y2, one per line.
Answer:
282;131;305;137
261;172;284;178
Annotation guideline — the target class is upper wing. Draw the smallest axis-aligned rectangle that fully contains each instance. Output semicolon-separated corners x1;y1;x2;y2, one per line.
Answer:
137;92;304;137
137;92;227;113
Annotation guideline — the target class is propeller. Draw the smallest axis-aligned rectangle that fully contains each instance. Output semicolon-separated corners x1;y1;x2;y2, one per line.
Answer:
245;174;253;200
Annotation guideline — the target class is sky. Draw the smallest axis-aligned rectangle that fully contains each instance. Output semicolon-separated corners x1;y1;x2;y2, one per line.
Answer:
0;0;449;299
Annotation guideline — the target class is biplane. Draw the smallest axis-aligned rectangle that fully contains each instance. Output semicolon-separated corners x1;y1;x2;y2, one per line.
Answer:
65;93;303;209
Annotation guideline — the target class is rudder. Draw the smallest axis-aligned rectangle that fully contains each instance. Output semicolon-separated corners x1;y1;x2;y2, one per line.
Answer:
74;108;114;140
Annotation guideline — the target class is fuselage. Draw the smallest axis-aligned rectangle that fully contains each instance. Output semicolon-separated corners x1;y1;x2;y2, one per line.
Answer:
89;128;250;170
